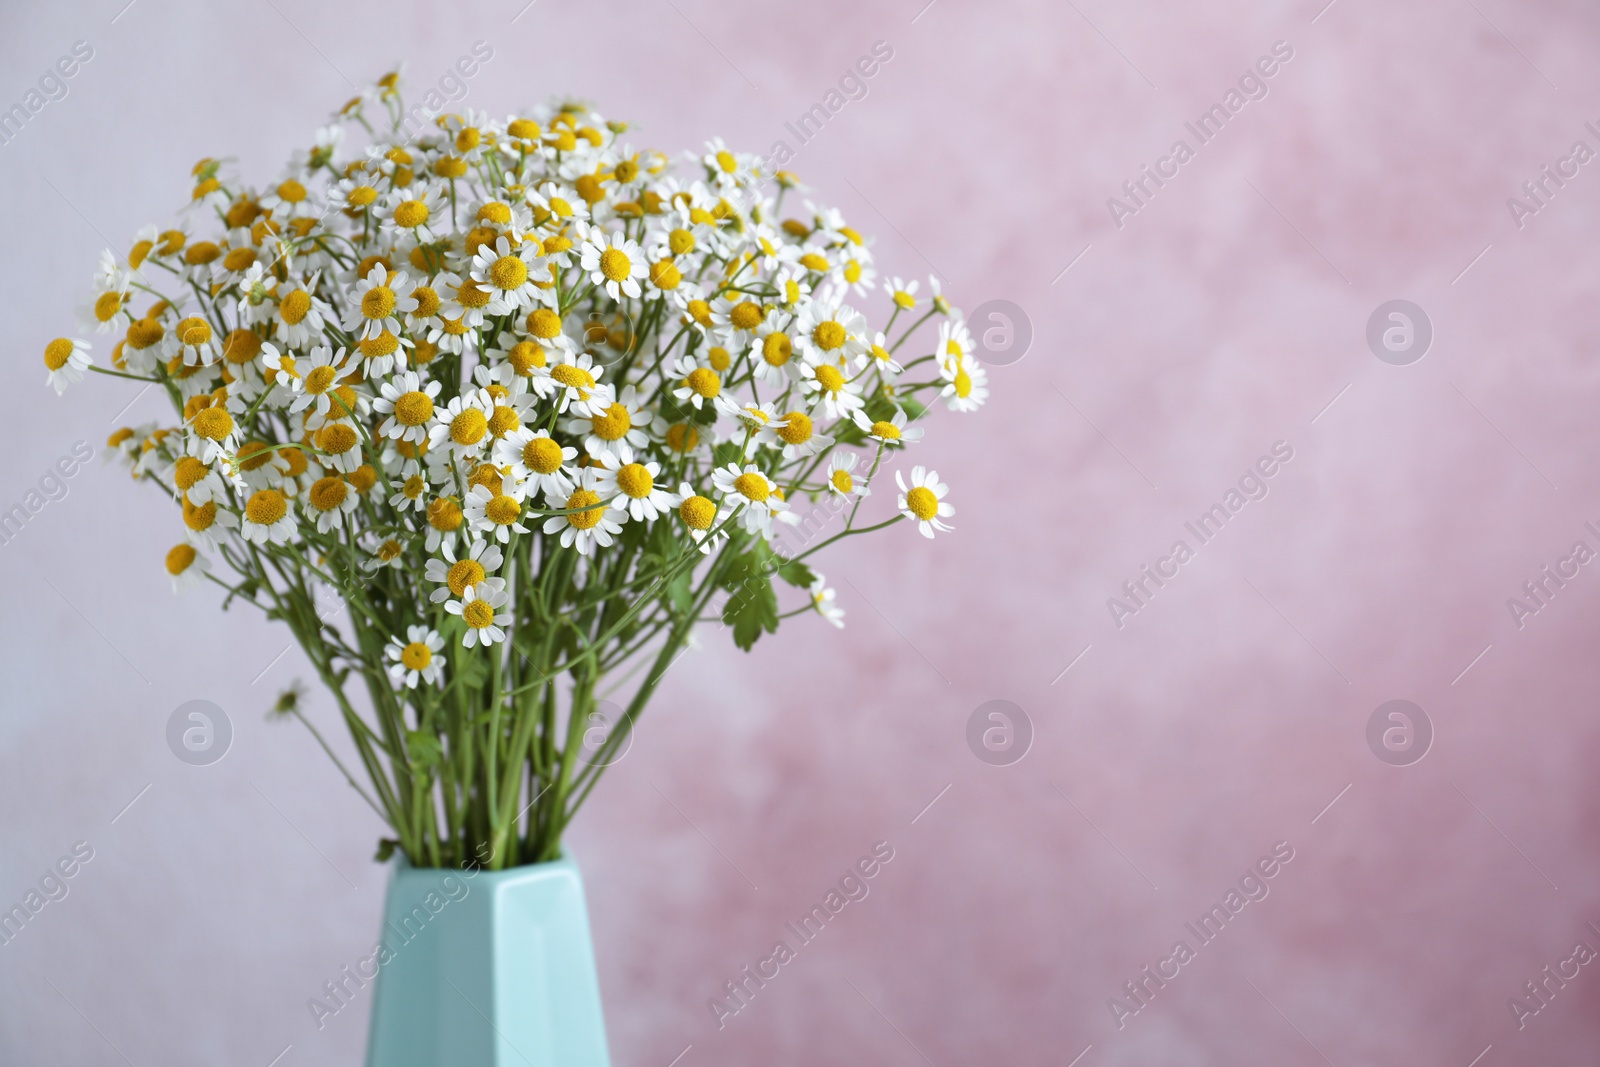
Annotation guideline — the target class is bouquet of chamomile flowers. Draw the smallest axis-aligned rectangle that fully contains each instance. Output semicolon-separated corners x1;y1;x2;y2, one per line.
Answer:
45;70;987;870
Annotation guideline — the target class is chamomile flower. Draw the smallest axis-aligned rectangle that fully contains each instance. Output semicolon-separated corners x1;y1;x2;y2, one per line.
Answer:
311;419;364;474
42;337;91;394
284;345;357;419
272;278;332;348
674;484;729;554
939;353;989;412
579;229;645;300
260;175;317;220
895;466;953;538
885;276;919;311
345;263;418;340
542;468;625;556
709;293;768;346
798;356;864;421
241;488;298;545
470;235;550;314
305;474;361;532
809;573;845;628
540;350;610;416
711;462;789;535
164;543;211;592
463;480;530;543
384;184;447;242
445;579;511;648
494;428;575;497
825;451;870;498
385;626;445;688
748;314;798;383
853;406;924;447
425;538;504;603
168;314;222;366
427;389;496;460
185;396;241;463
671;354;721;411
373;371;441;443
591;454;677;522
796;299;870;366
771;408;832;460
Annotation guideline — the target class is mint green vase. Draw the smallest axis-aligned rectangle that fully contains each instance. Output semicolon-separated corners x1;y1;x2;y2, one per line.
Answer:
364;856;612;1067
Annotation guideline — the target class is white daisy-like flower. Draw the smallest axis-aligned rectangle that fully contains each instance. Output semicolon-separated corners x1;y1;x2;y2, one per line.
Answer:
344;263;418;340
809;572;845;628
384;184;447;242
886;276;919;311
795;299;870;366
673;483;729;554
539;350;611;416
437;271;494;331
271;277;332;348
896;466;953;538
852;406;924;447
708;293;768;347
670;354;722;411
798;356;864;421
310;418;364;474
389;469;431;513
42;337;91;394
711;462;789;536
362;536;407;573
770;408;833;461
825;451;870;499
527;181;590;227
939;352;989;413
566;384;654;460
445;579;511;649
164;542;211;593
591;453;678;522
463;481;529;543
748;314;798;384
305;473;361;533
373;371;441;443
494;427;575;497
717;398;784;447
470;235;551;314
167;314;222;366
425;538;504;604
240;488;298;545
928;274;958;317
864;331;903;375
935;318;975;375
541;468;625;556
386;626;446;689
284;345;357;419
173;455;233;505
82;276;129;335
427;389;496;460
260;175;318;220
232;440;292;492
185;399;241;464
579;228;645;300
331;175;384;217
701;137;760;189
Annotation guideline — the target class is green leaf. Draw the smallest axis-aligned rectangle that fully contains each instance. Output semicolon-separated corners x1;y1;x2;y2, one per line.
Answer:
406;730;443;770
666;567;694;614
374;838;399;863
776;557;816;589
720;551;779;651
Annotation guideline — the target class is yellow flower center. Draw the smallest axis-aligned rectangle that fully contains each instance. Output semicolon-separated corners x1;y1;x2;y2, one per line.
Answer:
680;495;716;530
224;247;257;273
376;539;403;562
192;407;234;441
484;494;521;525
43;338;74;370
686;299;712;327
844;260;862;283
455;281;491;309
614;159;640;183
813;364;845;393
665;423;699;452
165;543;197;575
715;150;737;173
462;599;495;628
428;497;463;531
183;499;217;531
360;330;401;358
799;252;829;272
906;486;938;520
523;436;564;473
309;477;348;511
893;290;916;310
551;364;595;391
733;472;769;502
177;316;213;348
707;346;731;372
403;474;425;499
246;489;288;525
448;558;485;594
223;329;261;365
616;463;653;498
362;286;396;320
488;406;520;437
401;642;432;669
649;259;681;289
451;408;488;446
280;290;312;324
347;185;378;208
127;318;164;349
393;200;430;228
599;247;632;282
762;332;792;366
527;308;562;339
954;369;973;398
303;365;337;394
277;179;307;203
729;301;763;330
812;320;846;351
508;341;545;375
412;286;440;317
185;241;220;265
830;469;854;494
776;411;813;445
684;367;720;398
478;201;512;225
591;403;632;441
871;420;900;440
94;292;123;322
316;423;359;454
490;255;528;290
237;440;273;472
565;488;604;530
393;391;434;426
669;229;696;256
174;456;208;490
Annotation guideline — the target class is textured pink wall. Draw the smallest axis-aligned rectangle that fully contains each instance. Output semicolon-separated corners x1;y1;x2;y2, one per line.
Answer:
4;0;1600;1064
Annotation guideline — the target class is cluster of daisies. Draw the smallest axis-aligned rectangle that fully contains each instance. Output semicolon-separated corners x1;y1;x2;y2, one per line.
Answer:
49;74;985;693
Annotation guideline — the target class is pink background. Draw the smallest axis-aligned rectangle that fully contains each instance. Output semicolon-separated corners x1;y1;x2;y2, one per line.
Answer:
5;0;1600;1063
